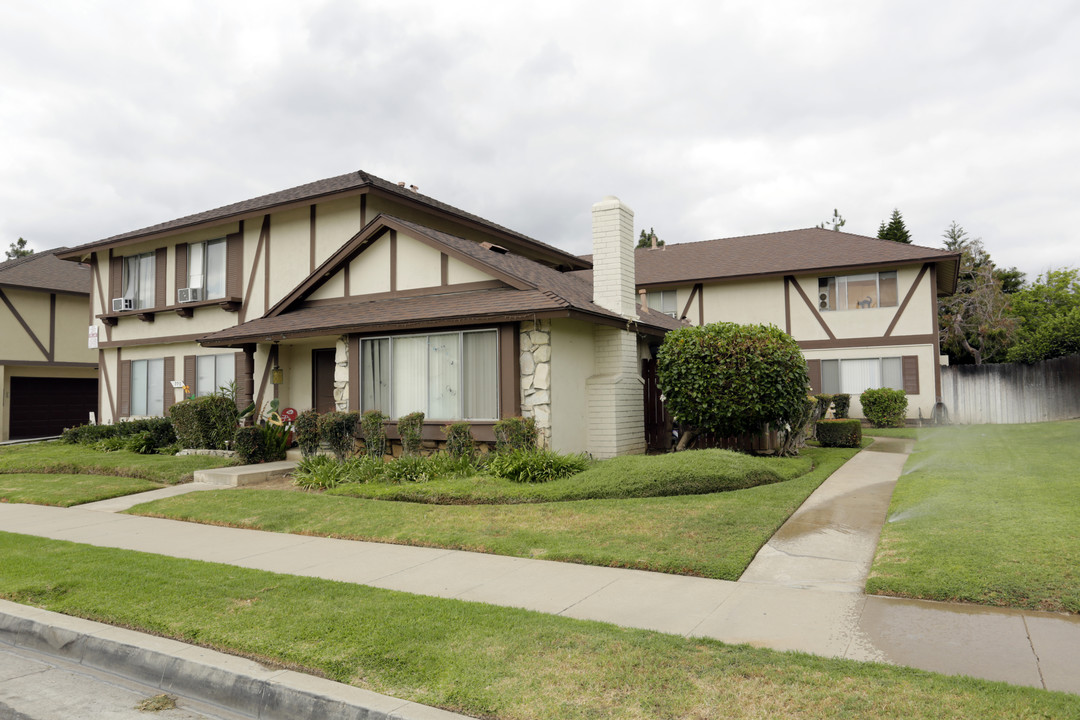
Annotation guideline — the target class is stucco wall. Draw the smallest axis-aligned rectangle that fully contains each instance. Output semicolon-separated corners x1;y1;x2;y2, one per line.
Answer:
549;318;594;454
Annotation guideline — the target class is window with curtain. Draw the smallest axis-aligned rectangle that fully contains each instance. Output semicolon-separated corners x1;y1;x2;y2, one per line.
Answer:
122;252;155;310
646;290;678;317
195;354;235;396
820;357;905;395
187;238;227;299
817;271;898;311
361;329;498;420
130;358;164;416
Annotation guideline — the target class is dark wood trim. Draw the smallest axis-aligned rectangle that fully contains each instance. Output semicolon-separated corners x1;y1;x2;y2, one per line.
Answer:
499;324;520;418
440;253;449;286
271;344;280;401
240;216;268;324
263;214;271;315
790;276;836;340
360;194;367;227
97;349;104;422
89;256;97;326
184;355;196;396
884;263;929;338
343;263;350;297
226;225;244;308
254;346;273;414
389;229;397;292
697;282;704;326
679;284;699;323
309;204;317;274
301;280;509;307
174;242;188;304
163;356;175;413
348;335;360;411
0;359;97;368
98;332;212;349
48;293;56;362
784;276;792;334
154;247;168;309
118;356;131;418
236;346;255;414
930;264;942;401
902;355;920;395
0;288;49;360
101;349;115;421
797;333;937;351
108;249;119;310
806;358;822;394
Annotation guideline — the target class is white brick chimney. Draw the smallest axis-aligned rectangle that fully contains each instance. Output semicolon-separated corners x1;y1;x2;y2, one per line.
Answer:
591;196;638;319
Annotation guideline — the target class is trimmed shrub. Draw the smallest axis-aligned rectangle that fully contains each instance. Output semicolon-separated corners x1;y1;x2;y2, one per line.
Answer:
360;410;388;459
442;422;475;460
294;410;321;458
397;411;425;455
832;394;851;419
815;419;862;447
860;388;908;428
383;454;433;484
493;417;538;453
169;395;238;450
486;448;589;483
233;426;266;465
319;411;360;461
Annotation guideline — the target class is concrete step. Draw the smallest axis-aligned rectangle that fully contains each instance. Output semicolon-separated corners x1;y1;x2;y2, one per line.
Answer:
193;460;297;487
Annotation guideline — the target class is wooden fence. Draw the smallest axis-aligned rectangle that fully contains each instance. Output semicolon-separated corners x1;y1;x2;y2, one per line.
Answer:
941;353;1080;424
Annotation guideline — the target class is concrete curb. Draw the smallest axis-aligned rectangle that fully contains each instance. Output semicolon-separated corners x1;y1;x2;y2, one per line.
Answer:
0;600;472;720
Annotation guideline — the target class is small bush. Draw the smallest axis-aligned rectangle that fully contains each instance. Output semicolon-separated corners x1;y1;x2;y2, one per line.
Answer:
384;454;434;484
860;388;908;428
493;417;538;453
397;411;425;455
233;426;266;465
294;410;321;458
832;394;851;419
125;431;158;455
293;454;349;489
815;419;863;447
319;411;360;461
261;423;289;462
62;424;119;445
341;455;387;484
157;443;182;456
360;410;387;458
486;448;589;483
442;422;476;460
170;395;238;450
92;436;128;453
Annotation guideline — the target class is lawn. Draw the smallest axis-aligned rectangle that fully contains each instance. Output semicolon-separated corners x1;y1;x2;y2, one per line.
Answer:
867;420;1080;613
130;446;857;580
0;441;237;485
0;473;159;507
1;533;1074;720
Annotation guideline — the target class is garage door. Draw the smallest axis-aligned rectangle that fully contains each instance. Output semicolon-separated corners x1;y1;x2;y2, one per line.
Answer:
9;377;98;439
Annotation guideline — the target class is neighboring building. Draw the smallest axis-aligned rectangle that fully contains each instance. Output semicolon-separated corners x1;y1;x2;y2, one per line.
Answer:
58;173;677;457
0;250;97;441
581;230;961;420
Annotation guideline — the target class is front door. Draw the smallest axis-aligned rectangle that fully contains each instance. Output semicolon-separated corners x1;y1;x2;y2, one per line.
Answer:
313;349;337;414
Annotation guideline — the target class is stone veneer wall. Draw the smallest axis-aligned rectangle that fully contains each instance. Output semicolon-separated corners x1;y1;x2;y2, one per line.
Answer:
334;335;349;412
519;319;552;449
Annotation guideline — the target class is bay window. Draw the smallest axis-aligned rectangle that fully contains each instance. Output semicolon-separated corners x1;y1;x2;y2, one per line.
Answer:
360;329;498;420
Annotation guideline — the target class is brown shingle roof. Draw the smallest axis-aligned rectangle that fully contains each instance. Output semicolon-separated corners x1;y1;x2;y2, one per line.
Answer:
56;170;588;270
0;248;90;295
579;228;961;295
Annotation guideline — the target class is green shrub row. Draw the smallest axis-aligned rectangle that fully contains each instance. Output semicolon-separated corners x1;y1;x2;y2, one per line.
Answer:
485;448;589;483
61;418;177;455
815;419;862;447
292;452;480;490
169;395;238;450
860;388;908;428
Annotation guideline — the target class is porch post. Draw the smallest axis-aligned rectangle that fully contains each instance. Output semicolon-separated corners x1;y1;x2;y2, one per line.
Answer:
237;343;256;420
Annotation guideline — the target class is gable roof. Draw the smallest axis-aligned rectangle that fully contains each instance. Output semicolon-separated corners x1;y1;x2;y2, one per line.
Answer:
199;216;680;347
579;228;961;295
0;248;91;295
56;170;589;271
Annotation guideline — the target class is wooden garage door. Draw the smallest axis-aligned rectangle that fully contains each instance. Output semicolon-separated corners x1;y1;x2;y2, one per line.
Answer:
9;377;98;439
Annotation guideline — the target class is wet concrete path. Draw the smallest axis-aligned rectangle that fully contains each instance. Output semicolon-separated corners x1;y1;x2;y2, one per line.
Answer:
1;438;1078;695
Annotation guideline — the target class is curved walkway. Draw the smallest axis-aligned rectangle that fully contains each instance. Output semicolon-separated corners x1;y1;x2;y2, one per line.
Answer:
1;438;1078;701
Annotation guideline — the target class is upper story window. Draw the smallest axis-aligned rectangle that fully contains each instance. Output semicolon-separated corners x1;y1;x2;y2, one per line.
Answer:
122;252;155;310
186;239;226;301
646;290;678;317
818;271;898;311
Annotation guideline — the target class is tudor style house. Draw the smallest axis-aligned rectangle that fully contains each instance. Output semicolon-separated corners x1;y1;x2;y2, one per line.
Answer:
58;173;678;458
613;230;960;420
0;250;97;440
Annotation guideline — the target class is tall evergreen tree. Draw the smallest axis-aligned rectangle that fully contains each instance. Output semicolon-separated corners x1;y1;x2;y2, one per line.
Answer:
876;209;912;244
636;227;664;248
5;237;31;260
816;208;846;232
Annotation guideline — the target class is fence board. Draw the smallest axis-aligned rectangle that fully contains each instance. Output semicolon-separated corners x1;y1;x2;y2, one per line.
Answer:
942;354;1080;424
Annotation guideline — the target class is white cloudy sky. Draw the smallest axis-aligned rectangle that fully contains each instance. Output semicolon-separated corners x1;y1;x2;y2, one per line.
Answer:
2;1;1078;280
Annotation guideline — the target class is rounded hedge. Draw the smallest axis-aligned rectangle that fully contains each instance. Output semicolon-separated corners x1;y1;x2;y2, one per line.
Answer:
815;419;862;447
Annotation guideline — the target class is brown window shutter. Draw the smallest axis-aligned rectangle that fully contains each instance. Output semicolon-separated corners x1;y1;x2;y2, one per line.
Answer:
902;355;920;395
806;359;822;394
226;233;243;300
155;248;168;309
175;243;188;299
119;360;132;417
184;355;196;395
163;357;175;413
109;255;122;304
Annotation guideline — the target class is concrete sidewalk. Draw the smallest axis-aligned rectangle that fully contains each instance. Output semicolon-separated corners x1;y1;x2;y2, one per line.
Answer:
1;437;1078;700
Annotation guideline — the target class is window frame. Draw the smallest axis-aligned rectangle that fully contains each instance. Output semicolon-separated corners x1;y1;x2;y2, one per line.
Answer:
360;328;500;421
186;238;227;300
646;289;679;318
820;356;905;395
130;358;165;417
817;271;898;311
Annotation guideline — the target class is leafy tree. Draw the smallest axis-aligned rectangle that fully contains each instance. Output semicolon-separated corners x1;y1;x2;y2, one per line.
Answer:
4;237;31;260
1005;268;1080;363
636;227;664;248
816;208;846;232
943;222;1024;293
656;322;811;455
877;209;911;244
938;226;1017;365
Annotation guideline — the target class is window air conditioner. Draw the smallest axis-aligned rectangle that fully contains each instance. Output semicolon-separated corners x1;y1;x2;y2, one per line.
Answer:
818;292;830;311
112;297;134;312
178;287;203;303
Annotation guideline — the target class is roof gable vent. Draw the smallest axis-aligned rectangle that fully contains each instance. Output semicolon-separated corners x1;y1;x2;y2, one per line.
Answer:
481;242;509;254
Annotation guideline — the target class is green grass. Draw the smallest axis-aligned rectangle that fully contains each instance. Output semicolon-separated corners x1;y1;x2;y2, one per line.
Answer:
328;448;811;503
0;474;159;506
0;442;237;484
867;420;1080;613
131;446;856;580
0;533;1074;720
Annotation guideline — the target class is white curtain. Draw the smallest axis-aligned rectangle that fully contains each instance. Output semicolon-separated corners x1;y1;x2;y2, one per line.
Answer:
881;357;903;390
427;333;459;419
840;358;880;395
205;240;226;299
137;253;155;309
146;359;164;416
362;338;390;413
188;242;205;291
393;336;428;418
131;359;148;415
196;355;215;397
463;331;497;419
